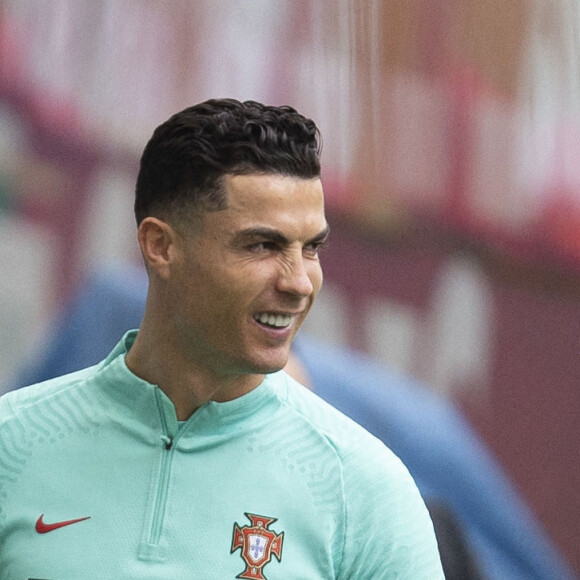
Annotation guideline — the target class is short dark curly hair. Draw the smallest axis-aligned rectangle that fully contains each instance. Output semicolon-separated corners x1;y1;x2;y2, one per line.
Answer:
134;98;322;225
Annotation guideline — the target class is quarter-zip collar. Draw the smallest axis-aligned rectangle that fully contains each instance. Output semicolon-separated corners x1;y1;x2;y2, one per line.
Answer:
97;330;282;450
94;331;286;563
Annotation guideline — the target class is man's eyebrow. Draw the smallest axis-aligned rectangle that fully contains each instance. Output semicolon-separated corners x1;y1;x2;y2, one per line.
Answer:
307;224;330;245
233;224;330;246
233;227;290;245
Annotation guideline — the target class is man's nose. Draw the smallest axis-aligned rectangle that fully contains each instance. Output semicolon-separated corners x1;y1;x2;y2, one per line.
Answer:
275;253;315;298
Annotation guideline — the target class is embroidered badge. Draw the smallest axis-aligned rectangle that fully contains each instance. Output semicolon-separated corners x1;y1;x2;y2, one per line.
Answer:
231;513;284;579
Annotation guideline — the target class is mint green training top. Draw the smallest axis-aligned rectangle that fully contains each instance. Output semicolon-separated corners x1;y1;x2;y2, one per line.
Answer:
0;331;443;579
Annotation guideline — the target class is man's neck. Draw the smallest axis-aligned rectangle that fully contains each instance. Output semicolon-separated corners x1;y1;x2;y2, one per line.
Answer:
125;328;264;421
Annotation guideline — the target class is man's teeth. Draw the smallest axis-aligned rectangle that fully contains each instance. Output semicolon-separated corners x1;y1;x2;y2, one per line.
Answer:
254;313;292;327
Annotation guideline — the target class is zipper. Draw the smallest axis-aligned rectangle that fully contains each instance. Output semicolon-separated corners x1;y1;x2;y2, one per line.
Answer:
148;436;174;546
139;390;182;559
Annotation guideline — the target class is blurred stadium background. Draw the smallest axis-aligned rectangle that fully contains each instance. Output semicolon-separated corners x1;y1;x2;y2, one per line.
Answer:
0;0;579;575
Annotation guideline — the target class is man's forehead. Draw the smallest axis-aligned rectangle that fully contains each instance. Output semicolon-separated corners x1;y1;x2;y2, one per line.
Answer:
221;173;323;209
223;172;323;191
193;173;325;236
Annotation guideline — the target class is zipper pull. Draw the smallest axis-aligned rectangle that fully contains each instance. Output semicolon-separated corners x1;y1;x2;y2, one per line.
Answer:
161;435;173;450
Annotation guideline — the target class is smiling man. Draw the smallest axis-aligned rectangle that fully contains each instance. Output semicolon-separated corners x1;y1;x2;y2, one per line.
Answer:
0;99;443;579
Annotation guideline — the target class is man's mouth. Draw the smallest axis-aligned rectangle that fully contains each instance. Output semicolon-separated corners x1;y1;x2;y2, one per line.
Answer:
253;312;293;328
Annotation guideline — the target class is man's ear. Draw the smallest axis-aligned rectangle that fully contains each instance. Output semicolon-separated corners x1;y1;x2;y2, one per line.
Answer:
137;217;177;279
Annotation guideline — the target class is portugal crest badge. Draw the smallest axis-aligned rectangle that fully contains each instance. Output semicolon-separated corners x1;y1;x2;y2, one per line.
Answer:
231;513;284;579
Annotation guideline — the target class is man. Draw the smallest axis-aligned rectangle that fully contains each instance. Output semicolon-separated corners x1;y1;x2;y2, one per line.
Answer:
0;99;443;579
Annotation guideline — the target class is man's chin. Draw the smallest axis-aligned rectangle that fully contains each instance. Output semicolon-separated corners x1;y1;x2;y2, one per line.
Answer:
247;352;289;375
253;361;287;375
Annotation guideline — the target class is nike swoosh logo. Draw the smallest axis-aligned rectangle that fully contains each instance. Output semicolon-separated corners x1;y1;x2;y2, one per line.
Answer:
35;513;90;534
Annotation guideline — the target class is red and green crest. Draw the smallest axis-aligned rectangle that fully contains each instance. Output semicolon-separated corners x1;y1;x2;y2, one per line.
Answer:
231;513;284;579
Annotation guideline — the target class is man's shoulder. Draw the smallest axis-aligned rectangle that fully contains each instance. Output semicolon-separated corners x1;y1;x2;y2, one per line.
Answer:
274;371;402;471
272;371;443;578
0;365;100;422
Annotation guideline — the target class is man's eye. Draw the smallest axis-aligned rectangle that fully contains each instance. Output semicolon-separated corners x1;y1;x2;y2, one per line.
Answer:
304;246;318;257
304;241;325;256
249;242;276;253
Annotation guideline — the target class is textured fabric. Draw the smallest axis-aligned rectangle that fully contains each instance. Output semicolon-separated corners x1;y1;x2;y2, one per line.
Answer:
0;330;443;579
